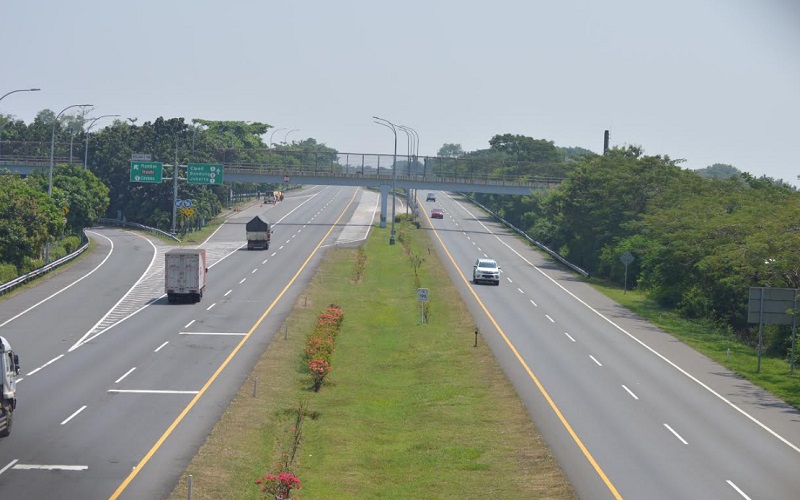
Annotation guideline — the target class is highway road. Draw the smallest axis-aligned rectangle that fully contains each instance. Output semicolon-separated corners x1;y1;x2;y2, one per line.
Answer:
0;185;376;499
421;193;800;499
4;184;799;499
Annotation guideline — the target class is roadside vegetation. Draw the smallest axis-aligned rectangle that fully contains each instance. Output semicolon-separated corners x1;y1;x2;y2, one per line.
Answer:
592;279;800;409
169;220;574;499
472;143;800;403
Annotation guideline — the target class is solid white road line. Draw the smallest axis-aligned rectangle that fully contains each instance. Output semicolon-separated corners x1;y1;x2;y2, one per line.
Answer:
108;389;199;394
179;332;247;336
0;232;114;329
13;464;88;471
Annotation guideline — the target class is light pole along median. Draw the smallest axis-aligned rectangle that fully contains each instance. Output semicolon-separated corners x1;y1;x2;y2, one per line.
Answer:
373;116;398;245
84;114;120;168
50;103;92;197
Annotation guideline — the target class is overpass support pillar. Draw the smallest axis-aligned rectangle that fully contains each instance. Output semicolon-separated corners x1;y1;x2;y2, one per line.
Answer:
379;184;389;228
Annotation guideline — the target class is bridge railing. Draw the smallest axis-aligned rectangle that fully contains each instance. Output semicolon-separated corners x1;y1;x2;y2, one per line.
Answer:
1;144;567;187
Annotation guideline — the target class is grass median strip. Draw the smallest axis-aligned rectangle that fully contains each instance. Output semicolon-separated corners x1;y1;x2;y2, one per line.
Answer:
170;221;574;499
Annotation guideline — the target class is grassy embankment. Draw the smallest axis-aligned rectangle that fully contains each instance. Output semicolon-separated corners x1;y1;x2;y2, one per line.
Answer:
169;220;574;499
592;281;800;409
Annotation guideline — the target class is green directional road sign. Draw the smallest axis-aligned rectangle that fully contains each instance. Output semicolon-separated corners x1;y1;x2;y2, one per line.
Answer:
187;163;224;185
130;161;163;183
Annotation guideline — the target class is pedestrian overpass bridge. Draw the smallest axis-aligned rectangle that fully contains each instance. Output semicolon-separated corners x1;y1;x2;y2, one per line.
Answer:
2;153;565;224
1;156;563;195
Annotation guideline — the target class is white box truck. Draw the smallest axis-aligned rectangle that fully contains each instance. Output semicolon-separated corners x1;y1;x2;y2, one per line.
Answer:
0;336;19;437
165;248;207;303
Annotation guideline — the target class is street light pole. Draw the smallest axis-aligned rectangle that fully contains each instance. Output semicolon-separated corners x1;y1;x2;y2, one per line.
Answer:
0;88;41;104
373;116;398;245
50;103;92;197
397;125;414;217
284;129;299;144
84;114;120;168
269;127;286;147
0;88;40;156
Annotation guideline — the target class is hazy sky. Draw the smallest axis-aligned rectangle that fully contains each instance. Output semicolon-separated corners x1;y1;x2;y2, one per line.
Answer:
3;0;798;182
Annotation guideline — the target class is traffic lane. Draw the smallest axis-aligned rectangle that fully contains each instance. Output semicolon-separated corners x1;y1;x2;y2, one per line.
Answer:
0;228;157;373
111;186;360;498
206;185;331;245
457;198;800;458
421;216;618;497
434;198;800;491
0;187;359;498
481;280;798;499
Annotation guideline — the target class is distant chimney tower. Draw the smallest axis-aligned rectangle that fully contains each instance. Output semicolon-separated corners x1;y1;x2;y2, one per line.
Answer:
603;130;610;154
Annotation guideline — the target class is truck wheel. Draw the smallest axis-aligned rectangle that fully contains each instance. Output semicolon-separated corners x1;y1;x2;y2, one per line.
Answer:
0;410;11;437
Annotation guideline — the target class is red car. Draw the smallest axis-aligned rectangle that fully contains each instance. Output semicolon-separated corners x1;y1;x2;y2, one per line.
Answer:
431;208;444;219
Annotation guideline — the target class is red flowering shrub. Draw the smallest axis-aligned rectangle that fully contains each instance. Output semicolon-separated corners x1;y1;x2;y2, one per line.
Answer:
256;471;301;499
303;305;343;392
308;358;330;392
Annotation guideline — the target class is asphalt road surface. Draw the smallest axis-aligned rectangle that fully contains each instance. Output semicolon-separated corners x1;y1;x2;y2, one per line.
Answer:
0;185;372;499
422;192;800;500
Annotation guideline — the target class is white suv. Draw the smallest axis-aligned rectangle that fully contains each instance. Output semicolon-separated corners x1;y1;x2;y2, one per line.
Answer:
473;258;501;285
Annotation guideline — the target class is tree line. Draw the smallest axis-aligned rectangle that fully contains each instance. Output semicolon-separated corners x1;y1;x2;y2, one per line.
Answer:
0;111;338;281
458;136;798;361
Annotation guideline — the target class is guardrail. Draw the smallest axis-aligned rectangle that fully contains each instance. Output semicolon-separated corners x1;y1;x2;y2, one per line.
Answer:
466;196;589;278
0;231;90;296
97;218;181;242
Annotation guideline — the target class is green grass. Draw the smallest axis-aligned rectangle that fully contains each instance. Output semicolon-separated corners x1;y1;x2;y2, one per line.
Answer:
170;222;573;499
591;279;800;409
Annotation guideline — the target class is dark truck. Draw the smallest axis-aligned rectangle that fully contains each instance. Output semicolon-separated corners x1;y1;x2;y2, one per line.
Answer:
246;216;272;250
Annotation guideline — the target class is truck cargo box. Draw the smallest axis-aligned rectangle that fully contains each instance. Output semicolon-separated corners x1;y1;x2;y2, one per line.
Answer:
165;249;207;303
246;216;270;232
246;216;272;250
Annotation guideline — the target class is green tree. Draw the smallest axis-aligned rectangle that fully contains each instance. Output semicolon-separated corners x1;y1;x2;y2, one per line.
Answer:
437;143;465;158
488;134;563;164
0;175;63;270
51;165;110;231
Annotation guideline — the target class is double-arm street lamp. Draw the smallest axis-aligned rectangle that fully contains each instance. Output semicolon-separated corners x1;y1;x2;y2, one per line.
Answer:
84;114;120;168
269;127;286;147
397;124;419;217
373;116;398;245
50;103;92;197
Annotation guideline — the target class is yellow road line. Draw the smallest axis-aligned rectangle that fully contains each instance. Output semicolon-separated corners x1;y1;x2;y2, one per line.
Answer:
109;188;358;499
421;201;623;500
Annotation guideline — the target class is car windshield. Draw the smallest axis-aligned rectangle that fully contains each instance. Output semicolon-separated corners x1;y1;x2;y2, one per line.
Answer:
480;261;497;268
